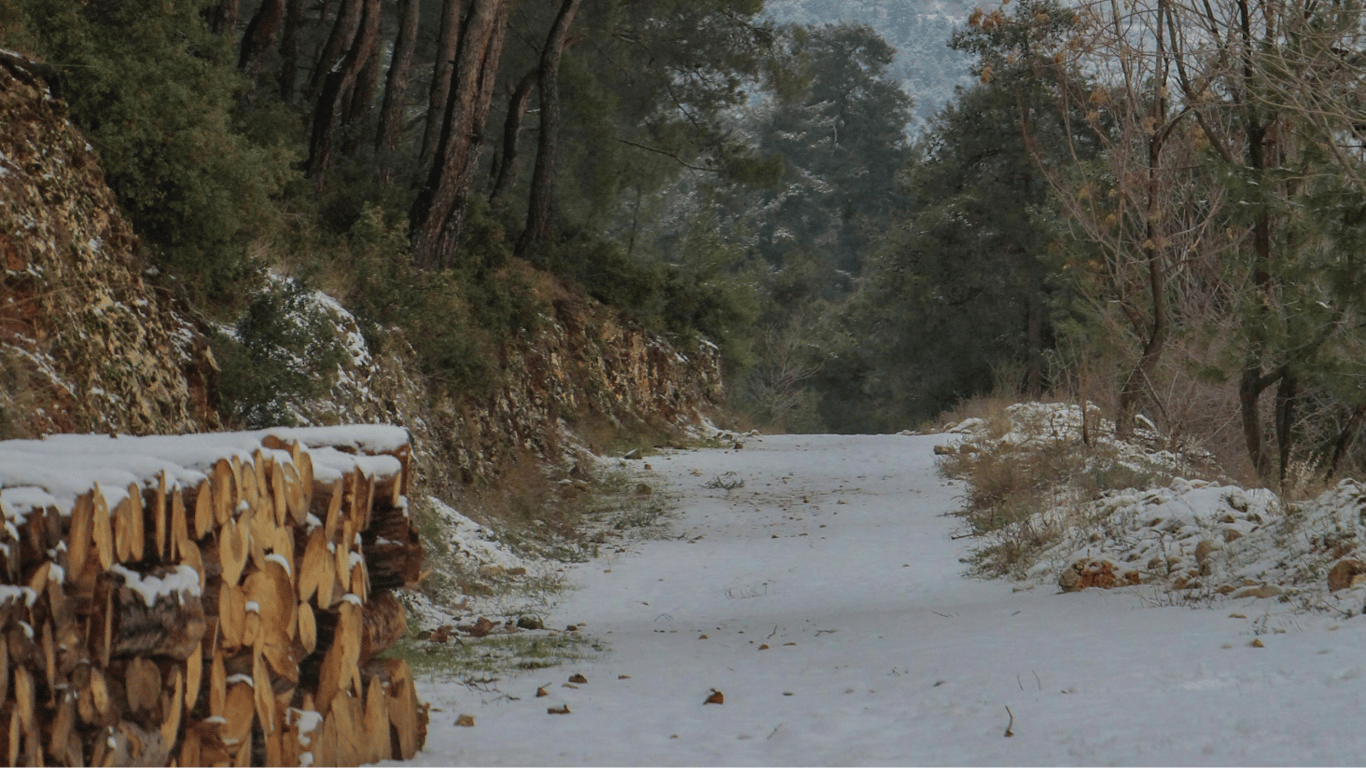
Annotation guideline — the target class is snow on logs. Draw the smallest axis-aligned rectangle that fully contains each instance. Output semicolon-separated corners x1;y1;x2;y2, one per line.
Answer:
0;425;427;766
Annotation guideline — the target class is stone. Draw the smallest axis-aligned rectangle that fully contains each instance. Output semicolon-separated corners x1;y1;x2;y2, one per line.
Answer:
1223;529;1243;543
933;444;958;456
516;615;544;631
1327;559;1366;592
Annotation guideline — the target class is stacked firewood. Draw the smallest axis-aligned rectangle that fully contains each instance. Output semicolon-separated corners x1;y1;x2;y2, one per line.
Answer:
0;426;427;766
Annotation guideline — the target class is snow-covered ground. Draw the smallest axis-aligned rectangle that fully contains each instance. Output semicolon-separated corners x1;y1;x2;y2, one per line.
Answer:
394;434;1366;766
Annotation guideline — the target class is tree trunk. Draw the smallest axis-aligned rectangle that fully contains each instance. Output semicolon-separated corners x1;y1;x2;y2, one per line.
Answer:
239;0;286;78
376;0;422;185
341;41;382;157
489;68;539;203
409;0;510;270
420;0;465;175
1240;363;1272;478
276;0;310;102
1023;273;1044;398
306;0;365;106
208;0;241;37
307;0;381;193
515;0;584;262
1325;404;1366;480
1274;372;1298;487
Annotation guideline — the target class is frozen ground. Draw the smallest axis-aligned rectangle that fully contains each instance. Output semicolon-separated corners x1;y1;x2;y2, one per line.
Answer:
392;434;1366;766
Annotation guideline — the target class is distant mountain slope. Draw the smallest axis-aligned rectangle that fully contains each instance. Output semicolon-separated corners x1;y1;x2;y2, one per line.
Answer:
764;0;978;132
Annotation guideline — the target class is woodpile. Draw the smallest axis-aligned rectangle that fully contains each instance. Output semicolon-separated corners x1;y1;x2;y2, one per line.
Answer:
0;425;427;766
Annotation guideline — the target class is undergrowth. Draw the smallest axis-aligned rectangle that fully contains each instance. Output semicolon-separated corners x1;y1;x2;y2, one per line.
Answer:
939;400;1209;579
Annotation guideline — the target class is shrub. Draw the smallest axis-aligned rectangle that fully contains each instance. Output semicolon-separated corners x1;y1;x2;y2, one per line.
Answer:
212;277;347;428
4;0;298;301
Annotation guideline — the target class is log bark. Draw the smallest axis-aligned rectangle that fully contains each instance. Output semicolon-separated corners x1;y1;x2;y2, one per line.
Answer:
93;572;207;659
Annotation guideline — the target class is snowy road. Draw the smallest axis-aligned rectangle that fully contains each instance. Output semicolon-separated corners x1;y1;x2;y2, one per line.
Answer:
399;435;1366;766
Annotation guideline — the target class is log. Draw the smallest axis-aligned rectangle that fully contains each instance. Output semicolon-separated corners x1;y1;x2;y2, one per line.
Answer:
184;639;202;715
315;597;361;717
218;517;248;588
93;568;206;659
92;484;113;573
361;513;422;589
361;673;390;765
358;590;405;662
168;487;187;564
152;471;168;562
362;658;424;760
124;658;161;716
190;479;213;540
212;459;233;527
0;426;424;767
68;492;94;587
91;720;172;767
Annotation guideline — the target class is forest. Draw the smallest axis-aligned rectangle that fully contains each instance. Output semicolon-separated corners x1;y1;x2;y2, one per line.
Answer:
6;0;1366;487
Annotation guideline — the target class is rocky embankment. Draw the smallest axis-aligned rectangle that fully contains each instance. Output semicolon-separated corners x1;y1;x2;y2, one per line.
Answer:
0;53;218;437
0;51;724;489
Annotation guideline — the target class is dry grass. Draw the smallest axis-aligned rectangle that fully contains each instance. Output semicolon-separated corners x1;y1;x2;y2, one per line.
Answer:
940;399;1203;579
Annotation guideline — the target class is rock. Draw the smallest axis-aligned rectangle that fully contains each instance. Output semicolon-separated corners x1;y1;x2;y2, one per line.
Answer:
933;444;958;456
1194;539;1215;565
1059;562;1084;592
1223;529;1243;543
454;714;475;727
516;615;544;631
635;483;653;495
1327;559;1366;592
